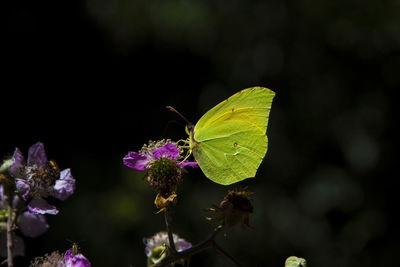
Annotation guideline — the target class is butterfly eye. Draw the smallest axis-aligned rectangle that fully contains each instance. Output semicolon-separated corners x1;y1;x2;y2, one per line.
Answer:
233;142;238;147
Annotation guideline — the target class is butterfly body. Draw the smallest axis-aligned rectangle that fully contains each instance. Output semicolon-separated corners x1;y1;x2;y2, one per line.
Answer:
188;87;275;185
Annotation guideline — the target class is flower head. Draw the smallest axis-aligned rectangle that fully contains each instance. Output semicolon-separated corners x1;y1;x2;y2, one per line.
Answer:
29;246;91;267
123;140;197;203
9;142;75;215
209;190;254;229
64;247;91;267
144;231;192;267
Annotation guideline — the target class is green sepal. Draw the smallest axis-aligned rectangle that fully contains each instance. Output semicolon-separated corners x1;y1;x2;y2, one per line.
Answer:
0;159;12;174
147;245;168;267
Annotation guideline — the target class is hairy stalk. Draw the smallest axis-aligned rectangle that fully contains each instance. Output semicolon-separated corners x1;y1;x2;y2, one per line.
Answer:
7;205;13;267
153;225;227;267
164;206;177;253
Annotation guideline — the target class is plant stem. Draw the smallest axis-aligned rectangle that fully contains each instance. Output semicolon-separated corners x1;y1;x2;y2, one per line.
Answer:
164;206;177;253
7;205;13;267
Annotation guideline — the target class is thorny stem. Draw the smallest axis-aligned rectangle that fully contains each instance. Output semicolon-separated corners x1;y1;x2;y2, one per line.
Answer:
164;206;177;253
153;225;244;267
7;205;13;267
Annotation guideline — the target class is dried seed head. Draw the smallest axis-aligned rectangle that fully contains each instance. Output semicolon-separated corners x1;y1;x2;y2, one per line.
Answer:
25;162;59;198
210;190;254;229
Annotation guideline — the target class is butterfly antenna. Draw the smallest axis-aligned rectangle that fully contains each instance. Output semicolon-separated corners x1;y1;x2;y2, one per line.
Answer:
166;106;192;126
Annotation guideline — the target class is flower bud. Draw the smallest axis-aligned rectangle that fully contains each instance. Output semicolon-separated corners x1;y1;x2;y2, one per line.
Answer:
210;190;253;229
285;256;307;267
147;156;182;197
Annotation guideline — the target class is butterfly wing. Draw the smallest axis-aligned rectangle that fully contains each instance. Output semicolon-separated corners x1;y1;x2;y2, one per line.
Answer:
194;87;274;134
192;87;275;185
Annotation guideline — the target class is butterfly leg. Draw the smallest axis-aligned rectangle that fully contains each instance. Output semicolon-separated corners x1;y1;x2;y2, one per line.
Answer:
175;139;190;146
179;147;193;163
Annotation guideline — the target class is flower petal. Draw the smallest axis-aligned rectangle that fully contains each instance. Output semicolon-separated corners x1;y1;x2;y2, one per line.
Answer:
123;152;149;170
28;198;59;215
175;238;192;252
15;178;30;200
64;249;91;267
51;168;75;200
17;211;48;238
179;161;198;168
152;143;179;160
9;147;25;177
27;142;47;167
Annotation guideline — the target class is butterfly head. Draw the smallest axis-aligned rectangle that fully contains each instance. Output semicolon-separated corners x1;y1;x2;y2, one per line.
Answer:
186;123;199;149
185;123;194;135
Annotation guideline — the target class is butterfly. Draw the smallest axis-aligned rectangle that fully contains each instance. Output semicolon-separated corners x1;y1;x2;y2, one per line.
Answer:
171;87;275;185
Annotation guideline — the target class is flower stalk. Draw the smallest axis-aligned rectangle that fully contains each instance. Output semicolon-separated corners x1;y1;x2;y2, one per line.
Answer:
164;206;177;254
7;204;13;267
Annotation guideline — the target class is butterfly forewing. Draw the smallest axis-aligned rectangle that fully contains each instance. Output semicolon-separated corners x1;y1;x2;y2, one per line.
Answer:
194;87;274;134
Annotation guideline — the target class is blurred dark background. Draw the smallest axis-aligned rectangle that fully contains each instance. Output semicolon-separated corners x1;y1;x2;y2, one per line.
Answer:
2;0;399;266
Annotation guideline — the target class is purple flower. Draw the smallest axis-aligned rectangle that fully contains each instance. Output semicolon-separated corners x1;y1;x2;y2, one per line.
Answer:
123;142;197;170
64;249;91;267
9;142;75;215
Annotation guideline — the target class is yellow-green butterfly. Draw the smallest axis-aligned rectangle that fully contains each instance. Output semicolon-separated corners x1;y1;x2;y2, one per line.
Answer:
171;87;275;185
